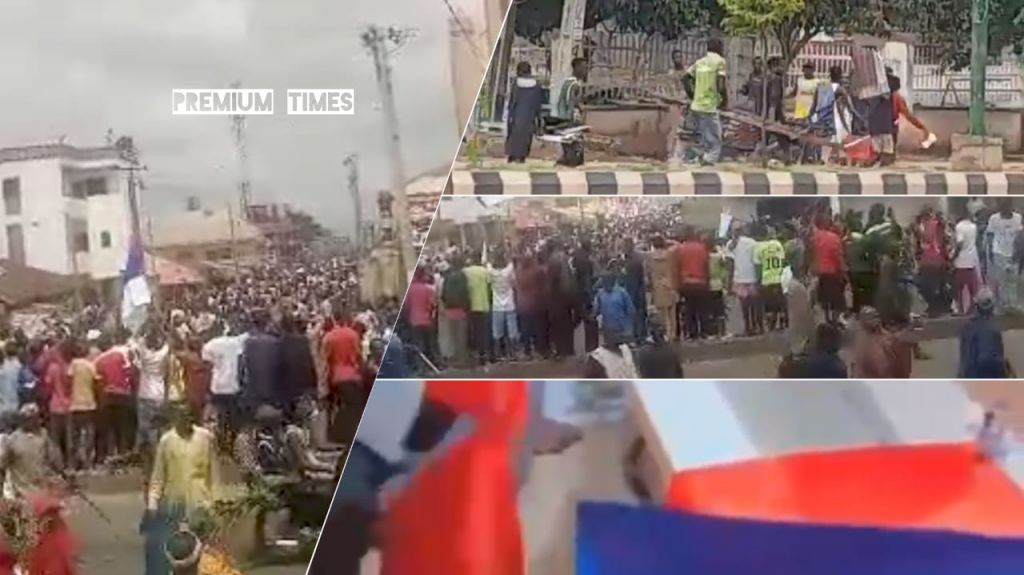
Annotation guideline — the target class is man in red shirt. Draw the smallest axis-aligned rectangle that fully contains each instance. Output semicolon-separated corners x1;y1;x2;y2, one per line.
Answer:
674;227;711;340
811;215;847;323
915;207;951;317
404;267;437;364
93;333;137;460
323;311;364;445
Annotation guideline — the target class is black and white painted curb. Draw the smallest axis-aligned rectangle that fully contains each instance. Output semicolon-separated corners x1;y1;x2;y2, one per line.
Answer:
448;170;1024;195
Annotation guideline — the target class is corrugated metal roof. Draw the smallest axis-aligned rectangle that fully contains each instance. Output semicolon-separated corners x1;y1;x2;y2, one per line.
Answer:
149;209;264;248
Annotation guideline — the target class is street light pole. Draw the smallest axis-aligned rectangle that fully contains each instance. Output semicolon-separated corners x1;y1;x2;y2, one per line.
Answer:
363;25;416;291
969;0;990;135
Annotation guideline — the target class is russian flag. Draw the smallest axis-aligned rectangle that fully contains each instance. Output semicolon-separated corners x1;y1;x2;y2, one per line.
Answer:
120;235;151;334
573;380;1024;573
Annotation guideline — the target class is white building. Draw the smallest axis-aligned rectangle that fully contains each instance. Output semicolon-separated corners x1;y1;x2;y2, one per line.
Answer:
0;144;131;282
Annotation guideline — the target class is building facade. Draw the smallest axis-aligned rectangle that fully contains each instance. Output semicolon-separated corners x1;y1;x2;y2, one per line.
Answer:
0;144;131;280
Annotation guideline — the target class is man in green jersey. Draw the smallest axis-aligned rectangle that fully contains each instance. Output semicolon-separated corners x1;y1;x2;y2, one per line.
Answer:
462;252;492;365
682;38;729;165
754;227;787;331
844;212;874;314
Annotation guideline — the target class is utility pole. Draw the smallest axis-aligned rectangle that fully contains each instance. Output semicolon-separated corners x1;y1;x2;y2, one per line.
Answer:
230;81;253;218
549;0;587;109
227;202;241;281
343;154;363;255
490;0;518;122
363;25;416;289
969;0;990;135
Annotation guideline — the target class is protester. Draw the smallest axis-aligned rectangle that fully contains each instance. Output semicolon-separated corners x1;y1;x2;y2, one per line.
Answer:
506;61;545;163
411;198;1022;378
681;37;728;165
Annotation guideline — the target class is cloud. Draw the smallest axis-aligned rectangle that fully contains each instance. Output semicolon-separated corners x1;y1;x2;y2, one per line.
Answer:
0;0;469;233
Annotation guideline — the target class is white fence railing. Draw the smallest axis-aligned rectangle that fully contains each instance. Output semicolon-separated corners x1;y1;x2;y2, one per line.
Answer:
509;33;1024;110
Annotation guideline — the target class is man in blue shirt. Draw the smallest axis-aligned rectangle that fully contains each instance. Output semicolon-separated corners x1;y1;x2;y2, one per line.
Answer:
0;344;22;430
593;272;637;344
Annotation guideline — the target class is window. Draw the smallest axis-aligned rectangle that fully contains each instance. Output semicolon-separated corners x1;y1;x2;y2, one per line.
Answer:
5;224;24;264
2;178;20;216
74;232;89;253
100;231;112;248
68;177;107;199
69;181;86;199
85;177;108;197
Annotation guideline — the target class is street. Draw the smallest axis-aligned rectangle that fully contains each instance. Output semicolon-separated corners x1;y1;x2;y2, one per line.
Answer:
68;491;307;575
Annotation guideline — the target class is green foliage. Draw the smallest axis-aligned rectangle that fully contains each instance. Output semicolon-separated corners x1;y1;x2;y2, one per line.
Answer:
719;0;805;34
603;0;725;39
513;0;721;42
885;0;1024;69
514;0;612;42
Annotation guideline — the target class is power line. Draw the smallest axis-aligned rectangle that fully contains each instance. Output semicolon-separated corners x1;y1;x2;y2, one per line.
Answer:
441;0;491;68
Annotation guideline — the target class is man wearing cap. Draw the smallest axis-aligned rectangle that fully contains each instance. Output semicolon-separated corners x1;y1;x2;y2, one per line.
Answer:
0;404;63;500
958;289;1012;378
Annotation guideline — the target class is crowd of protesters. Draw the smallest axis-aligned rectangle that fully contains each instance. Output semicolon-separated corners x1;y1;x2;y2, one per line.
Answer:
399;198;1023;378
0;252;397;573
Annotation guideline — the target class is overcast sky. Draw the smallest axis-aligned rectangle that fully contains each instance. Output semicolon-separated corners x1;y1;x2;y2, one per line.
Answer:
0;0;489;233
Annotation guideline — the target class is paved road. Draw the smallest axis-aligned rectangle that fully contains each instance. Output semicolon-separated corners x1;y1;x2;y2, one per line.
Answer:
68;490;307;575
436;320;1024;379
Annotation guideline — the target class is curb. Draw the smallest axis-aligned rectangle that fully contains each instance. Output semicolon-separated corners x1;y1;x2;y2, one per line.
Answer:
436;314;1024;378
449;170;1024;196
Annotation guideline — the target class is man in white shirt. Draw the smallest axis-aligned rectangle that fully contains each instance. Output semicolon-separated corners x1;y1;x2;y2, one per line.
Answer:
728;225;760;336
954;209;981;315
201;321;247;449
132;328;170;478
489;254;519;360
986;199;1023;315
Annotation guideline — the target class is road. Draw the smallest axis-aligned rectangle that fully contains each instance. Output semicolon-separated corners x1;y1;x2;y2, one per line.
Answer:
436;317;1024;379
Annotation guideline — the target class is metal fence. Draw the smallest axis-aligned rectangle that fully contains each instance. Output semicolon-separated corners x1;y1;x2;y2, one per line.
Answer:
509;33;1023;110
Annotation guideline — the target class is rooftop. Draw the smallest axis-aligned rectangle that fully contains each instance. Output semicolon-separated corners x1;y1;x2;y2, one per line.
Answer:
149;209;264;248
0;143;122;165
0;259;76;306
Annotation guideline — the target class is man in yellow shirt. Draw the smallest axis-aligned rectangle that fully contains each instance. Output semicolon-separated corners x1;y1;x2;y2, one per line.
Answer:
462;251;493;365
67;343;98;470
754;227;788;332
144;404;217;575
792;62;821;120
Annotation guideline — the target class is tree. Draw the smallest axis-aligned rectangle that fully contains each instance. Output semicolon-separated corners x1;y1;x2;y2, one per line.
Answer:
720;0;806;163
601;0;725;40
717;0;886;68
512;0;722;44
885;0;1024;69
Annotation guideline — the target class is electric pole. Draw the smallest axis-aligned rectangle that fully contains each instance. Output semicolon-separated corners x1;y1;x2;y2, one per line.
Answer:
969;0;990;135
363;25;416;289
230;81;253;218
343;154;363;255
550;0;587;109
490;0;518;122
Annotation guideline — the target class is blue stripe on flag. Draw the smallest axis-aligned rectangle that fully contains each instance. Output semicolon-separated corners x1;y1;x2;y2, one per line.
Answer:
576;502;1024;575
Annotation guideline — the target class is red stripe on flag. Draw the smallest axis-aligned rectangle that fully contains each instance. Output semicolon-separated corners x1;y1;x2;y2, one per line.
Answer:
664;443;1024;537
378;388;526;575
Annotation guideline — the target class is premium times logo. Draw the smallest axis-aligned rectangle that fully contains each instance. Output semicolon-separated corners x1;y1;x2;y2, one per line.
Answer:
171;89;354;115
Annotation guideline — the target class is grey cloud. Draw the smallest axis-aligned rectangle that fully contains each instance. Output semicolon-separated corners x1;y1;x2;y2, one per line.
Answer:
0;0;465;232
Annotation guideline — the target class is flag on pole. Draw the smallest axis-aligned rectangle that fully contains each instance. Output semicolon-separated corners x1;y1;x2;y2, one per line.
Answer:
120;235;151;334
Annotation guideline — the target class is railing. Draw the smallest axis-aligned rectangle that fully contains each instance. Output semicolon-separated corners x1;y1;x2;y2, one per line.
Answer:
506;34;1024;112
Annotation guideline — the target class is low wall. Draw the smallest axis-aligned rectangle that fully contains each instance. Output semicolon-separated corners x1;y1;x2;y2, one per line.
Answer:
584;104;681;160
901;108;1024;154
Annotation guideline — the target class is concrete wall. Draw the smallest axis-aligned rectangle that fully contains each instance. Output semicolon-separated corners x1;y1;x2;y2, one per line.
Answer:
585;105;678;159
899;109;1024;153
0;158;70;274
